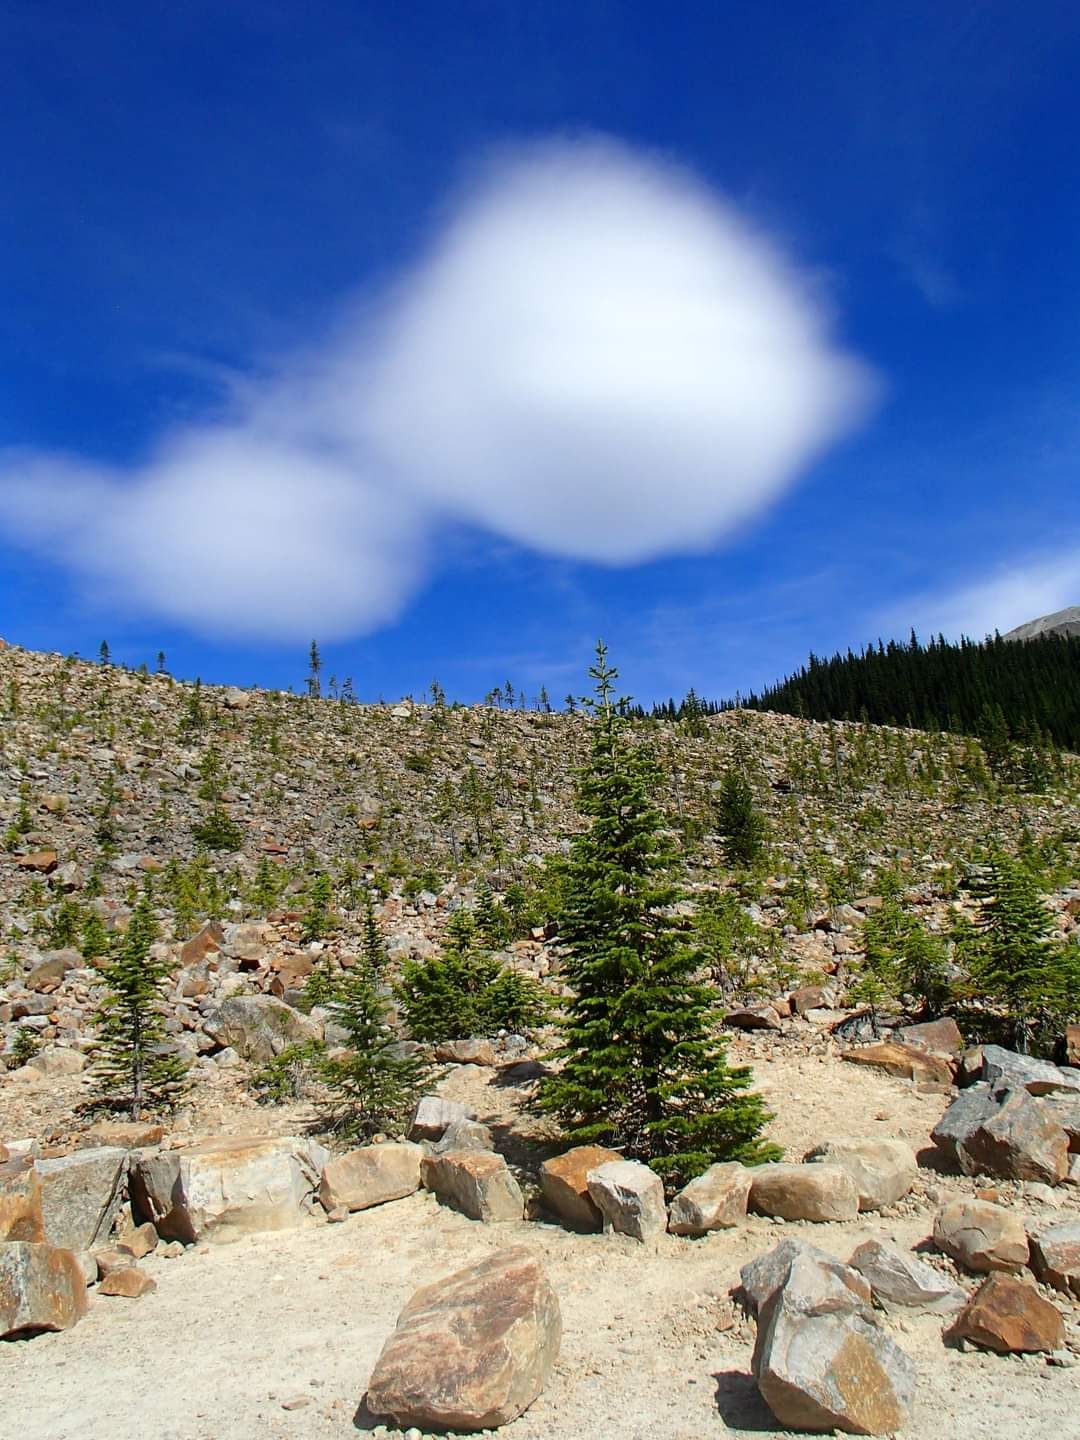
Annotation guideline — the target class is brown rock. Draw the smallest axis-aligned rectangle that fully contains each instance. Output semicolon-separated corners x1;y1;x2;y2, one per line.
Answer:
179;919;224;968
435;1038;498;1066
538;1145;621;1232
92;1247;134;1279
1028;1221;1080;1298
842;1040;952;1085
14;850;58;874
99;1265;157;1298
959;1087;1069;1185
668;1162;752;1235
0;1242;88;1337
803;1138;917;1211
725;1004;782;1031
420;1151;524;1223
897;1016;964;1058
0;1155;46;1242
749;1163;860;1223
319;1142;423;1213
790;985;828;1015
117;1221;159;1259
366;1246;561;1431
1066;1024;1080;1067
947;1273;1064;1353
933;1198;1029;1273
83;1120;166;1149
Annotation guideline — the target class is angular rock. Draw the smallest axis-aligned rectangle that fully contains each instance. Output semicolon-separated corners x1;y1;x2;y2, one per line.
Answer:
931;1083;1001;1169
99;1265;157;1299
420;1151;524;1222
1042;1093;1080;1150
0;1242;88;1337
748;1246;874;1323
752;1263;915;1435
803;1138;917;1211
586;1159;667;1241
435;1038;497;1066
959;1087;1069;1184
740;1239;856;1316
790;985;828;1015
117;1221;158;1259
538;1145;621;1232
896;1016;964;1058
1066;1024;1080;1067
408;1095;472;1142
180;919;224;967
749;1163;859;1223
0;1155;45;1242
319;1142;423;1213
31;1045;86;1077
725;1004;781;1031
1028;1221;1080;1298
431;1118;495;1156
842;1040;952;1085
25;950;80;991
130;1135;328;1243
848;1239;967;1314
83;1119;166;1149
35;1146;128;1250
981;1044;1073;1096
947;1272;1064;1353
668;1162;751;1236
366;1246;561;1431
933;1198;1029;1273
202;995;322;1064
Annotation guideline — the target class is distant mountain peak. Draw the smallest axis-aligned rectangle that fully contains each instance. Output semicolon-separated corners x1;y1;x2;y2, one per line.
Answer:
1002;606;1080;641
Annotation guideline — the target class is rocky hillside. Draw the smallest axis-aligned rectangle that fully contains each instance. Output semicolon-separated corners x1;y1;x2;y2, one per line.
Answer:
1004;606;1080;641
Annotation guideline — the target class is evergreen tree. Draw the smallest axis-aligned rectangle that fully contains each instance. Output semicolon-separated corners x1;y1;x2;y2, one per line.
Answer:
307;640;322;699
540;643;778;1187
301;871;334;942
715;766;766;869
91;884;188;1119
359;887;387;979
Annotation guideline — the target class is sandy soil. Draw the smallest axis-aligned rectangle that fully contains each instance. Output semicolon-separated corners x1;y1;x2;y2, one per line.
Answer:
5;1051;1079;1440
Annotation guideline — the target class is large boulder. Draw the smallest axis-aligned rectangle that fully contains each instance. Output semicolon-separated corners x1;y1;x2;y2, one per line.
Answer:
35;1147;128;1250
842;1040;952;1085
319;1142;423;1213
957;1087;1069;1184
202;995;322;1063
0;1155;45;1241
586;1159;667;1241
538;1145;621;1232
130;1135;328;1243
896;1017;964;1058
1042;1093;1080;1150
420;1151;524;1223
848;1240;966;1314
668;1162;752;1236
803;1138;917;1211
931;1083;1001;1169
1028;1220;1080;1298
409;1096;473;1142
430;1118;495;1156
740;1240;864;1317
366;1246;561;1431
980;1045;1077;1096
752;1252;915;1435
0;1242;88;1338
946;1273;1064;1354
749;1163;859;1223
932;1198;1029;1273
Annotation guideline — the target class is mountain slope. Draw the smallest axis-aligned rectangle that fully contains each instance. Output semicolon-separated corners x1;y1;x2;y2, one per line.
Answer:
1003;605;1080;641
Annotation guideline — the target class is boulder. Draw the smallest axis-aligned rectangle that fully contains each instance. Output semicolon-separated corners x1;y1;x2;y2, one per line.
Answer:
933;1198;1029;1273
538;1145;621;1232
947;1273;1064;1354
420;1151;524;1222
749;1163;859;1223
83;1120;166;1149
790;986;829;1015
1042;1093;1080;1150
0;1242;88;1337
981;1045;1074;1096
35;1146;128;1250
130;1135;328;1243
803;1138;917;1211
586;1159;667;1241
31;1045;86;1077
848;1239;966;1314
725;1004;782;1031
668;1162;752;1236
896;1016;964;1058
117;1221;158;1259
931;1083;1001;1169
740;1240;859;1317
842;1040;952;1085
1028;1221;1080;1298
959;1087;1069;1184
319;1142;423;1213
366;1246;561;1431
202;995;322;1063
409;1096;473;1142
745;1246;874;1322
99;1266;157;1299
179;919;224;968
25;950;80;991
0;1155;45;1241
431;1119;495;1156
434;1038;497;1066
1066;1024;1080;1067
752;1256;915;1435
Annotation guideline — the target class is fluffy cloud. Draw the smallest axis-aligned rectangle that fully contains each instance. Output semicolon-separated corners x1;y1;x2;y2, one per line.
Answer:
1;138;875;639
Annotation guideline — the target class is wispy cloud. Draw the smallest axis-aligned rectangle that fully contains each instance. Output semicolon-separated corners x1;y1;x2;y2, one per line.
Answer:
0;137;876;641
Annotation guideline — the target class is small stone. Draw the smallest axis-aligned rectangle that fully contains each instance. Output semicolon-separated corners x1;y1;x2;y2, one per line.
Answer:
99;1265;157;1298
420;1151;524;1222
280;1396;311;1411
668;1162;751;1236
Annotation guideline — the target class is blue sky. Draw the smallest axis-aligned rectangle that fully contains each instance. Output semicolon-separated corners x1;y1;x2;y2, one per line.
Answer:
3;2;1080;704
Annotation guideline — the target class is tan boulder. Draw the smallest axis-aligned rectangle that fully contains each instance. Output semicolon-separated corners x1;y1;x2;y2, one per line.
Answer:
842;1040;952;1085
1028;1220;1080;1298
409;1095;473;1142
83;1119;166;1149
130;1135;328;1244
668;1162;752;1235
538;1145;621;1232
319;1142;423;1213
420;1151;524;1222
366;1246;561;1431
749;1163;859;1223
99;1265;157;1299
740;1240;868;1317
0;1242;87;1337
117;1221;159;1259
896;1016;964;1058
35;1146;128;1250
14;850;58;874
947;1273;1064;1353
803;1138;917;1211
586;1159;667;1241
933;1198;1029;1273
202;995;322;1063
0;1155;46;1242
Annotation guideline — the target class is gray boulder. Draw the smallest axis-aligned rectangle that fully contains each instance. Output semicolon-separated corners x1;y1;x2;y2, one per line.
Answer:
959;1087;1069;1185
981;1045;1076;1096
740;1240;870;1318
849;1239;967;1314
35;1147;128;1250
586;1159;667;1241
202;995;322;1063
667;1162;751;1235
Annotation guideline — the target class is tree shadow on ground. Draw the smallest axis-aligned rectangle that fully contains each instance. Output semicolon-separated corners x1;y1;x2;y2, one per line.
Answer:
713;1369;777;1432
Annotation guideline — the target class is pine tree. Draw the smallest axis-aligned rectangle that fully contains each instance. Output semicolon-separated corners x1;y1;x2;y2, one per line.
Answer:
715;766;766;869
91;884;188;1119
540;643;778;1187
359;888;387;978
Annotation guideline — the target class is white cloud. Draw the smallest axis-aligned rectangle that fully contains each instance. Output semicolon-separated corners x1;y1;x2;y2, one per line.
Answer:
0;138;876;639
882;547;1080;641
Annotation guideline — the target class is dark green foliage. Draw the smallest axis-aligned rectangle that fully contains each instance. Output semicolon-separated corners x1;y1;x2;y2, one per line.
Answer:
91;885;188;1119
956;854;1080;1055
301;871;334;942
47;898;82;949
850;900;952;1022
474;883;510;947
192;804;243;852
10;1026;41;1068
359;889;387;978
250;1040;325;1103
317;971;435;1139
694;889;787;1000
80;911;110;961
715;767;766;869
540;644;778;1189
